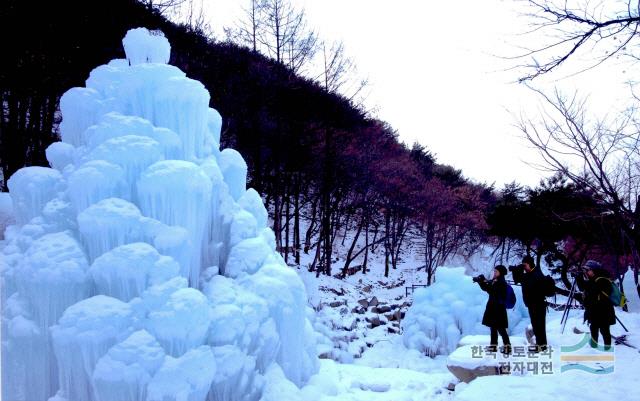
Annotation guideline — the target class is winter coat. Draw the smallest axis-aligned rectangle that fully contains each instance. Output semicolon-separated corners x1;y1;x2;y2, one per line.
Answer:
479;277;509;329
578;271;616;326
521;265;546;308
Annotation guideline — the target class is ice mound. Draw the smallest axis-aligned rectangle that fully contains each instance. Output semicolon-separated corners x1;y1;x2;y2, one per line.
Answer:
402;267;529;357
123;27;171;65
7;166;64;224
2;27;318;401
46;142;75;171
51;295;134;401
77;198;147;261
67;161;127;212
92;330;165;401
146;346;216;401
89;242;180;301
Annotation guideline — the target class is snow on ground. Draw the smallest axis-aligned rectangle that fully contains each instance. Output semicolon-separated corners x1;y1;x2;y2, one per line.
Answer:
455;310;640;401
294;235;640;401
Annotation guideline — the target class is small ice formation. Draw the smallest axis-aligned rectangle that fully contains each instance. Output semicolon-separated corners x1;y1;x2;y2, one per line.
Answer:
402;267;529;357
1;27;318;401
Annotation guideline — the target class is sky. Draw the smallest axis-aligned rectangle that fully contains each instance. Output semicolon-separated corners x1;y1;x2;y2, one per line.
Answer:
186;0;634;188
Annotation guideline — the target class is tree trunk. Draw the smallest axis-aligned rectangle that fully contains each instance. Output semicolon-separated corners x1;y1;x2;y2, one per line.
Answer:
304;195;319;253
294;182;301;265
384;211;390;277
284;185;290;264
342;215;364;277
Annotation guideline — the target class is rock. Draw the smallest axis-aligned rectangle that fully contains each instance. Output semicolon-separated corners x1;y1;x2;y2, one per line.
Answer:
319;351;333;359
351;306;366;314
329;300;343;308
385;312;401;321
447;364;500;384
386;310;405;321
387;326;399;334
365;316;383;328
368;296;379;308
374;305;391;314
447;345;510;383
446;382;457;391
362;285;372;293
357;298;369;308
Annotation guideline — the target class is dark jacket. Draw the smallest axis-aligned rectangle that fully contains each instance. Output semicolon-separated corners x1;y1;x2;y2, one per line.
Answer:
479;277;509;328
521;265;546;308
577;270;616;326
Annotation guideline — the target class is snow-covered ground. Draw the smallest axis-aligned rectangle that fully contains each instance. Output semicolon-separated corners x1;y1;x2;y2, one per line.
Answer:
292;236;640;401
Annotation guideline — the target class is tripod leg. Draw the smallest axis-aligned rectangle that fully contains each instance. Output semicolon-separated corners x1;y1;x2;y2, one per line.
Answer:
561;278;578;334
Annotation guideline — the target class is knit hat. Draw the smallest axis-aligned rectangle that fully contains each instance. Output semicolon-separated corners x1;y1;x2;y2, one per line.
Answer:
522;255;535;267
495;265;508;277
584;260;602;270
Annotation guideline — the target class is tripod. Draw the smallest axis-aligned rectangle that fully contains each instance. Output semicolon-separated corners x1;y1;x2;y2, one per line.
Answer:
561;274;630;333
560;276;578;334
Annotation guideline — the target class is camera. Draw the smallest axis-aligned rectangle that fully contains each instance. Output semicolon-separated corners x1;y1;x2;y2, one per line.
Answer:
472;274;486;283
509;264;525;284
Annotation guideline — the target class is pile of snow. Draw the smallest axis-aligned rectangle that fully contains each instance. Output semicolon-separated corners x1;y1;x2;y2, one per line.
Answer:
402;267;529;357
1;27;317;401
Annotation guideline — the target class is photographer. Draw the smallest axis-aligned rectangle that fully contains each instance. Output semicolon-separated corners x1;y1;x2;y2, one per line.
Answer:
518;255;548;351
474;265;511;353
576;260;616;350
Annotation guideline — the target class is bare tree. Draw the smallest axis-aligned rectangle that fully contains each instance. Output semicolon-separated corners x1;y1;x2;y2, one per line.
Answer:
225;0;265;51
181;0;210;35
518;87;640;296
317;40;369;105
258;0;317;73
515;0;640;81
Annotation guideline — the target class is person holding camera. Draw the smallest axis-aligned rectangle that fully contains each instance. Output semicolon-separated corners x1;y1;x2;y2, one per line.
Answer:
519;255;548;351
576;260;616;350
474;265;511;353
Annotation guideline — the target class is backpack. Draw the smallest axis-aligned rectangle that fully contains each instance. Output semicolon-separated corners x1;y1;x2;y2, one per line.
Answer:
542;275;556;297
503;284;517;309
596;277;627;307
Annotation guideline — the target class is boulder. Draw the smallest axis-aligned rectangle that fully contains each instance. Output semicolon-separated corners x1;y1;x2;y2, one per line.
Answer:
447;344;514;383
351;306;366;314
357;298;369;308
368;296;379;308
365;316;383;328
374;305;392;314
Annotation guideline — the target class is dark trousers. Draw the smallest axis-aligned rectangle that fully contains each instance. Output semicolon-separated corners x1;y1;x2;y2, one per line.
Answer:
590;324;612;348
528;303;547;348
490;327;510;347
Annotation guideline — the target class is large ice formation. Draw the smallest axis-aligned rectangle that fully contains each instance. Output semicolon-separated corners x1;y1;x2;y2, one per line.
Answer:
402;267;529;357
1;27;318;401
